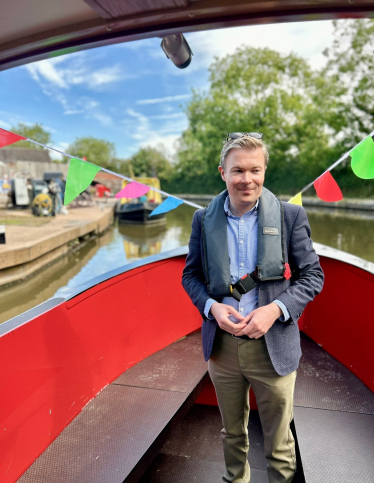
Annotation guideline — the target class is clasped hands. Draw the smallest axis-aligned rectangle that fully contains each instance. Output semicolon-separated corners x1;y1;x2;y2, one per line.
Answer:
210;302;282;339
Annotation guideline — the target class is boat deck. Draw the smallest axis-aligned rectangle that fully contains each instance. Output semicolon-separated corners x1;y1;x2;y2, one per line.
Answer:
140;404;269;482
16;331;374;483
140;332;374;483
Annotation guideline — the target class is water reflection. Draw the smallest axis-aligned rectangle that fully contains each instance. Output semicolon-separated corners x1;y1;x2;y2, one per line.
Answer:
306;208;374;263
0;229;115;324
119;223;166;259
1;203;374;325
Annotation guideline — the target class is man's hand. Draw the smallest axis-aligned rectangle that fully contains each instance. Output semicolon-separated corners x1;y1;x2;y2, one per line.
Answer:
210;302;247;335
235;303;282;339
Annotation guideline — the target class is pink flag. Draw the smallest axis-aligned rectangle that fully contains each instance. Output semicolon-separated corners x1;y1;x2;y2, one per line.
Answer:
115;181;150;199
313;171;343;202
0;128;26;148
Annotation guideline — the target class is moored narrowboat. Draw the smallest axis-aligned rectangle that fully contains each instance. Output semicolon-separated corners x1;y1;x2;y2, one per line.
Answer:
115;177;166;225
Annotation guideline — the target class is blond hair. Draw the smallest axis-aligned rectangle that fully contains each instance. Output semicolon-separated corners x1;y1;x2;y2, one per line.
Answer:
220;136;269;171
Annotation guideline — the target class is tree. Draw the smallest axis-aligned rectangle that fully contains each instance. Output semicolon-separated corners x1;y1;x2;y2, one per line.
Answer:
323;19;374;144
321;18;374;197
9;122;52;149
68;136;116;170
174;46;346;195
127;147;173;182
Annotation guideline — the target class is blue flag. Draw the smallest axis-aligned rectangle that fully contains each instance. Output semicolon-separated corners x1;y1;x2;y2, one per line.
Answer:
150;196;184;216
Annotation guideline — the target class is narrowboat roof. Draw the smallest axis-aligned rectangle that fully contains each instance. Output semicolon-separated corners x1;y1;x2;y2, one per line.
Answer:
1;0;374;71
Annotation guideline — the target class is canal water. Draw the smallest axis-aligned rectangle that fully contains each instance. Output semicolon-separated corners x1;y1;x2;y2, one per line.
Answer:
1;203;374;324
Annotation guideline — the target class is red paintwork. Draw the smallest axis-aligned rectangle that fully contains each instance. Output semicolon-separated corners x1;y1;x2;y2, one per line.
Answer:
0;253;373;482
0;257;201;483
302;256;374;392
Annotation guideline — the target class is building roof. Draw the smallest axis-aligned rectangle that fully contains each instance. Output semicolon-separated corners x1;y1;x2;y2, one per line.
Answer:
0;148;51;163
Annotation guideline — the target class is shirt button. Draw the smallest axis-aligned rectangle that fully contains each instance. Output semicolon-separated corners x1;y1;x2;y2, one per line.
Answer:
240;263;244;267
240;219;244;223
240;240;243;244
240;308;244;312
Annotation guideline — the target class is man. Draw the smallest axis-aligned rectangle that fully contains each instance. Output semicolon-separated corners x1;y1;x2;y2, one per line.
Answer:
182;133;324;483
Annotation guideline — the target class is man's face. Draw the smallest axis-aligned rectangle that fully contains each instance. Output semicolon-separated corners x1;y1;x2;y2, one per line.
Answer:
219;147;266;213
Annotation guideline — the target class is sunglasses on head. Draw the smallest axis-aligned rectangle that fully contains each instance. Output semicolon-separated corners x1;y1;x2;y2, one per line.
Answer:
226;132;263;142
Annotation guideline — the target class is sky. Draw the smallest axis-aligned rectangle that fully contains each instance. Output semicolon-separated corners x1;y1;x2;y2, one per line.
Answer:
0;20;336;161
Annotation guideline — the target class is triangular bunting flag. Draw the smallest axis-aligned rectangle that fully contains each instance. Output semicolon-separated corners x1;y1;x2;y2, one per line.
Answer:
313;171;343;202
149;196;183;216
115;181;150;199
64;158;101;205
0;128;26;148
288;193;302;206
350;136;374;179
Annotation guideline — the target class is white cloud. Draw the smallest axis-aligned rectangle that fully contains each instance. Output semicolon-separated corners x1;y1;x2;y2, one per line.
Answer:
140;133;180;160
90;112;112;126
50;141;70;161
0;119;11;129
67;65;127;89
29;87;112;127
27;57;68;89
125;108;150;140
123;108;188;158
25;54;131;91
64;109;84;115
24;54;121;127
137;94;191;105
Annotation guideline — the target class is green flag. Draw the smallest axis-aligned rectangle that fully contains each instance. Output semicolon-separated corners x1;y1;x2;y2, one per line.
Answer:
64;158;101;205
350;136;374;179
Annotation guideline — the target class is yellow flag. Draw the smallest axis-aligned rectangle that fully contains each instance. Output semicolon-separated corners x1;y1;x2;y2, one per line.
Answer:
288;193;302;205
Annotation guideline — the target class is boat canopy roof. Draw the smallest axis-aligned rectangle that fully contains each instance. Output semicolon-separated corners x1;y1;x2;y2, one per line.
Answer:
1;0;374;71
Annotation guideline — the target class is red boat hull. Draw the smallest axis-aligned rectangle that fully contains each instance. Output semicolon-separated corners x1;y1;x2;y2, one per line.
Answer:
0;247;373;482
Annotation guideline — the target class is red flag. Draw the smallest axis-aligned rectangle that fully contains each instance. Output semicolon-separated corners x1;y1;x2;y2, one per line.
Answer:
313;171;343;202
0;128;26;148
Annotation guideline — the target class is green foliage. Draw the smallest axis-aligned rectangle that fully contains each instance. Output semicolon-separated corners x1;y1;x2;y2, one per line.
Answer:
173;46;345;194
171;20;374;197
68;136;116;170
126;147;173;182
323;19;374;145
9;122;52;149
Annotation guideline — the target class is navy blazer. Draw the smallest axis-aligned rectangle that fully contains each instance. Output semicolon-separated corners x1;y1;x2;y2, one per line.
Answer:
182;199;324;376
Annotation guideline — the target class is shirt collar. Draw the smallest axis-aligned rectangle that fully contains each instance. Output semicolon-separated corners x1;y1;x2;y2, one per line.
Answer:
224;195;259;218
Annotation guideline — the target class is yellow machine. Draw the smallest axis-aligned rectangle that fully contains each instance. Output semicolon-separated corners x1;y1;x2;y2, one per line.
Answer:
31;193;53;216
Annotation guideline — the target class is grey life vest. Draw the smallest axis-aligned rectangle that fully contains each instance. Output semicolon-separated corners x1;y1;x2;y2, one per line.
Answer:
202;187;286;299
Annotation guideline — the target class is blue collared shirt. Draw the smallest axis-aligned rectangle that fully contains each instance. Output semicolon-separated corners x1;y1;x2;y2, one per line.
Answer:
204;196;289;322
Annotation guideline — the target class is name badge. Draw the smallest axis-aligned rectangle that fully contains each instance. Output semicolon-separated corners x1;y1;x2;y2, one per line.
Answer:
263;227;279;235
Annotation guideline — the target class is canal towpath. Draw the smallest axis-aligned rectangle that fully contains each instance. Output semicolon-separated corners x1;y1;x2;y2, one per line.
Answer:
0;199;116;289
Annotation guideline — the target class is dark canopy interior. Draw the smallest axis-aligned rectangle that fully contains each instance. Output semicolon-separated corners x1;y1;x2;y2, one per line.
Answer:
1;0;374;71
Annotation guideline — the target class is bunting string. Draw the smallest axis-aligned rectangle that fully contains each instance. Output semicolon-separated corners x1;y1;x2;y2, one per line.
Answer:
0;130;204;211
1;126;374;212
288;129;374;205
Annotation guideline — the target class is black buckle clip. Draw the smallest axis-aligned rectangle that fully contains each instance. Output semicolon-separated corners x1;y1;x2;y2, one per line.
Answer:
230;272;258;302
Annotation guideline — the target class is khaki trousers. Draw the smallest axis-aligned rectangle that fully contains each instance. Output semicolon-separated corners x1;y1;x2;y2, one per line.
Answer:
208;329;296;483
